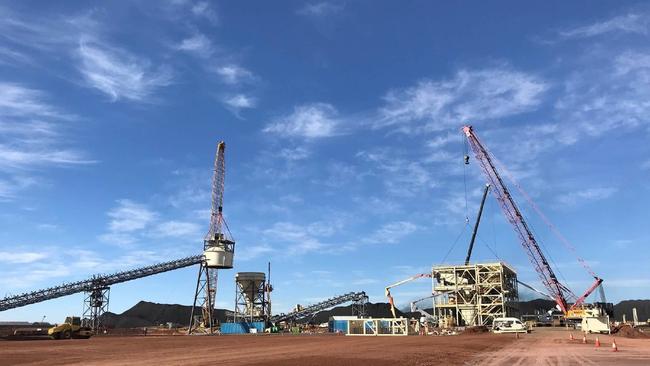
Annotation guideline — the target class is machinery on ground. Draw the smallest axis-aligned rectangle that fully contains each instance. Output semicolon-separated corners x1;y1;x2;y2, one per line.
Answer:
48;316;93;340
385;274;432;318
492;317;529;334
462;125;612;328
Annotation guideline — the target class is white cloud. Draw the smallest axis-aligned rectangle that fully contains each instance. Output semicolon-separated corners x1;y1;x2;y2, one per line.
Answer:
214;64;255;85
151;220;202;238
556;187;617;207
264;103;341;138
108;200;156;232
77;41;173;102
0;46;32;66
0;82;71;120
0;251;47;264
175;33;213;57
559;13;648;39
554;50;650;139
262;221;334;255
0;145;94;170
221;94;256;110
356;150;436;197
278;146;310;161
191;1;218;24
238;244;274;261
0;83;93;199
364;221;417;244
297;2;344;17
376;68;548;133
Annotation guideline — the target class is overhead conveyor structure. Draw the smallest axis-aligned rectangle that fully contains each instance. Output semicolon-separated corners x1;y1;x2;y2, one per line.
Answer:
0;255;203;330
270;291;368;324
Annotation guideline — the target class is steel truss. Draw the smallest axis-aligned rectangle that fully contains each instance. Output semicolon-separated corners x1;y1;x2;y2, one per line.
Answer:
270;291;368;324
189;263;218;334
0;255;203;313
433;262;518;326
82;285;110;331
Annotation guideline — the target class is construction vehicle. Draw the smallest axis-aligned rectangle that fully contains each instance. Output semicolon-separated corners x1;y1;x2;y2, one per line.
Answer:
48;316;93;339
492;317;529;334
462;125;612;329
385;273;432;318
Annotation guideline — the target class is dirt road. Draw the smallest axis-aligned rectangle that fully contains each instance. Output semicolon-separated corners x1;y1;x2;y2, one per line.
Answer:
469;328;650;366
1;333;512;366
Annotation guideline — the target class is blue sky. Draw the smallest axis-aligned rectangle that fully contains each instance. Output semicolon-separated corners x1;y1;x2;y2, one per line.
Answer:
1;1;649;322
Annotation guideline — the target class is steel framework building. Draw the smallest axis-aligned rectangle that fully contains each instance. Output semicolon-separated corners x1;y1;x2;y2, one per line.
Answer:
432;262;519;326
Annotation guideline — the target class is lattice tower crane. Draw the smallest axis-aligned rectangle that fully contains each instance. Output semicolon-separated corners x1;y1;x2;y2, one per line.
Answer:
189;141;235;334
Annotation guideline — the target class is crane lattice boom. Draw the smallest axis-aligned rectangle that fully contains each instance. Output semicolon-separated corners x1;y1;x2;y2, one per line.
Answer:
462;125;602;313
206;141;227;244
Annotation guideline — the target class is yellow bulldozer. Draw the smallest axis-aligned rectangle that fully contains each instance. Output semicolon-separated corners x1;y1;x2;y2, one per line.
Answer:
48;316;93;339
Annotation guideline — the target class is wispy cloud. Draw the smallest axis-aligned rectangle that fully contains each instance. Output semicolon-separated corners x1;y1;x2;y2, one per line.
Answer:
264;103;342;138
77;41;173;102
238;244;274;261
261;221;342;255
364;221;418;244
214;64;255;85
556;187;617;207
278;146;310;161
376;67;548;133
151;220;202;238
0;83;94;199
99;199;205;245
221;94;256;114
296;2;344;17
191;1;219;24
107;199;157;232
559;13;649;39
175;33;214;58
553;50;650;140
100;199;157;245
0;251;47;264
356;150;436;197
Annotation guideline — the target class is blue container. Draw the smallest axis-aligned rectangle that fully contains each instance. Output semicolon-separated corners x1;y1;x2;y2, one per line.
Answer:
220;322;265;334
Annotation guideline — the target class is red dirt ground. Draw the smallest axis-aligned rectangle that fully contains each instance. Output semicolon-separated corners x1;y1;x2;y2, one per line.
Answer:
1;328;649;366
0;333;513;366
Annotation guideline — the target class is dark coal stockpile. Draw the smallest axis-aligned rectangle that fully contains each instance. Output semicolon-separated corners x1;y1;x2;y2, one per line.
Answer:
101;301;230;328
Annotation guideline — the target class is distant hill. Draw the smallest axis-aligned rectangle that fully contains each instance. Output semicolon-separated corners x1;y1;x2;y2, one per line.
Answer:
614;300;650;322
101;298;650;328
100;301;232;328
102;301;407;328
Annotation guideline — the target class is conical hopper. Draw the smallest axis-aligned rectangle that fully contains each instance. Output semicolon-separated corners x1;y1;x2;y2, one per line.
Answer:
236;272;266;306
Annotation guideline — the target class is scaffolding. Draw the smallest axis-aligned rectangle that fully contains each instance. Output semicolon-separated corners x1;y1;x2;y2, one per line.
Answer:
432;262;518;326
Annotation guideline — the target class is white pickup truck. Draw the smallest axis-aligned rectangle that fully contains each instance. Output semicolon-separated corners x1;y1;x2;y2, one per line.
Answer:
492;317;529;333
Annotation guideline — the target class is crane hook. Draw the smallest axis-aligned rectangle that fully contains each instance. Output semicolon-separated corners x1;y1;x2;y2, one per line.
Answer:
464;155;470;165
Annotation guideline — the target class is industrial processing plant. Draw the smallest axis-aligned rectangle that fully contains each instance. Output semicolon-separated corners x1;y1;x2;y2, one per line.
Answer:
1;1;650;365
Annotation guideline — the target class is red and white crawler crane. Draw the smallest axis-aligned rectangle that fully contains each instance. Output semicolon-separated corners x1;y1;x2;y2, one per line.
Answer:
462;125;605;319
